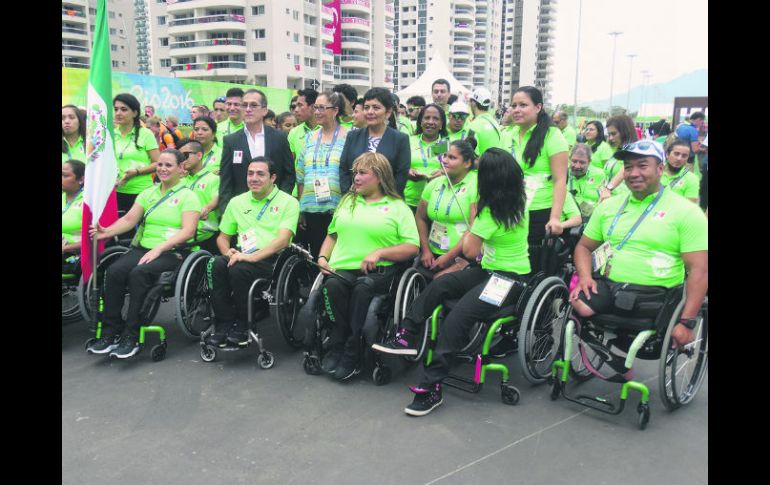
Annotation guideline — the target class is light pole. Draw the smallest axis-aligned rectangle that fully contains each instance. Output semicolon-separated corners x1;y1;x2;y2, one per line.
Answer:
626;53;637;115
608;31;623;118
640;70;651;117
572;0;583;126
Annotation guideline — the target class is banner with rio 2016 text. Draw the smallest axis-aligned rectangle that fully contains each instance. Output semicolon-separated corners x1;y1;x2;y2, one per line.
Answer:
62;67;295;124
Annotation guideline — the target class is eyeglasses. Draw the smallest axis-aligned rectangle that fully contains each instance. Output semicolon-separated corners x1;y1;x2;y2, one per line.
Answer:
312;105;336;112
179;152;192;161
241;102;264;109
449;113;469;120
215;96;226;103
408;106;421;112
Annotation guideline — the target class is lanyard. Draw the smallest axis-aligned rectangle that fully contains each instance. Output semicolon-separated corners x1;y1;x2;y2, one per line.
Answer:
188;170;211;190
62;189;83;215
255;191;277;221
668;166;690;187
419;137;439;168
141;187;183;224
607;188;665;251
117;134;132;160
458;129;466;140
312;125;340;169
433;182;463;217
202;150;215;168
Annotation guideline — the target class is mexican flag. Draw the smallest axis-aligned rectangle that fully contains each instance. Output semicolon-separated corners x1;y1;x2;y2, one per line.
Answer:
80;0;119;281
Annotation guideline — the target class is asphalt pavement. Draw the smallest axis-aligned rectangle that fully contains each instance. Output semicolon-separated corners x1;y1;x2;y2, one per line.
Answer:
62;303;707;485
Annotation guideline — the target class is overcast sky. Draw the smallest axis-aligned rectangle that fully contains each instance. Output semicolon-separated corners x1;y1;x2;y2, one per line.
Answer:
549;0;708;106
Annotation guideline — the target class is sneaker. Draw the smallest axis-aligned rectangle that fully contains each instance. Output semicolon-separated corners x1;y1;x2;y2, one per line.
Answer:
109;335;141;359
208;323;236;348
226;323;250;347
404;384;443;416
371;328;418;356
321;347;343;374
489;335;518;359
87;335;120;355
333;352;360;381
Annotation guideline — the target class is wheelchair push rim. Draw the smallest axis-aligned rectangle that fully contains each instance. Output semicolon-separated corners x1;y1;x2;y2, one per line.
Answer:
276;255;314;349
174;250;214;339
77;246;130;324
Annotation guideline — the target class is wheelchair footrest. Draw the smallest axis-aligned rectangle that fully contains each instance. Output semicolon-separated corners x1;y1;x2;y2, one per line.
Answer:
443;373;482;394
562;390;626;415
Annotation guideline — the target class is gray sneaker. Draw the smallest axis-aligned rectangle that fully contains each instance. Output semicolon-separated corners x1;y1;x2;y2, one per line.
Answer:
109;335;141;359
87;335;121;355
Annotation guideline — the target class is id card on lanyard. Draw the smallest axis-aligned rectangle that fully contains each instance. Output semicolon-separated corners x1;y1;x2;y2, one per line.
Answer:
479;273;516;307
239;193;276;253
312;126;340;203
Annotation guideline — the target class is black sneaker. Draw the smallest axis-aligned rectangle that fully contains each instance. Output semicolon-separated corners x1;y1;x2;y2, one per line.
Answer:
208;323;236;348
226;324;250;347
109;335;141;359
489;335;519;358
87;335;120;355
333;352;360;381
321;347;343;374
371;328;418;356
404;384;443;416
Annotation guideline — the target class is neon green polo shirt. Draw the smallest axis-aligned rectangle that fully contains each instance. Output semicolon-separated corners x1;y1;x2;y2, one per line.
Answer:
217;119;244;138
185;169;220;241
471;207;531;274
468;112;503;157
661;168;699;200
569;164;606;211
288;122;321;161
115;127;159;195
398;115;414;136
340;119;354;130
603;155;630;197
561;125;577;149
447;127;469;142
327;194;419;271
420;171;478;255
219;185;300;251
562;194;581;222
134;181;201;250
404;135;445;207
62;136;86;164
583;188;708;287
588;141;614;169
510;125;569;211
62;191;84;244
201;143;224;173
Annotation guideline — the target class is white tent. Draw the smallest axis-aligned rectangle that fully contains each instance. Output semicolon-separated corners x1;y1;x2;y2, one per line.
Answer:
395;51;472;102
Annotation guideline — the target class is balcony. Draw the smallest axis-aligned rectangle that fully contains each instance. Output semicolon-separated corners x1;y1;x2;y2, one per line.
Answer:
341;16;371;33
62;26;88;39
384;39;394;51
454;8;474;21
62;8;86;21
384;2;395;18
454;35;473;48
339;73;370;81
454;22;473;34
455;0;474;7
170;61;248;78
62;44;89;54
169;38;247;56
167;0;246;13
62;60;89;69
168;14;246;35
340;0;370;15
341;54;370;69
341;34;370;47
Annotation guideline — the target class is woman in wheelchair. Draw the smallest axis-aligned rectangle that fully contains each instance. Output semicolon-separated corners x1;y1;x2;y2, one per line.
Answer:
373;148;531;416
87;149;201;359
415;139;478;280
316;152;420;381
62;160;85;262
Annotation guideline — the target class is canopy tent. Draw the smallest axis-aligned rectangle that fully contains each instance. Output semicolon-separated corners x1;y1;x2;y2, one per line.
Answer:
395;50;472;102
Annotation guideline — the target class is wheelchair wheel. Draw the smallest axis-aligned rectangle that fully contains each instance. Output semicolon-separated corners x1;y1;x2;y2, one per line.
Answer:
518;276;569;384
393;268;427;328
659;297;708;411
77;246;130;323
62;278;82;323
568;321;606;382
275;255;314;349
174;250;214;339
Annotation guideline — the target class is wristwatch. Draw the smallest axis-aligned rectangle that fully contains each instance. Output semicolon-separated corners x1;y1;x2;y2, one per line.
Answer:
678;317;698;329
605;183;615;191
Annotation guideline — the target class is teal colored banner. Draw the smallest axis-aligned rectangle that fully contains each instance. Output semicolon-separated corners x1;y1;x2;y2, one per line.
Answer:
63;68;295;124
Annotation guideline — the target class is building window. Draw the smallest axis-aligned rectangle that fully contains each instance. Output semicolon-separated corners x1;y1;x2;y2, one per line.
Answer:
293;10;299;20
111;45;118;52
158;16;166;26
253;5;265;15
160;37;169;47
109;12;115;19
254;52;267;62
254;29;266;39
112;60;119;67
160;59;171;67
109;28;117;35
293;33;299;43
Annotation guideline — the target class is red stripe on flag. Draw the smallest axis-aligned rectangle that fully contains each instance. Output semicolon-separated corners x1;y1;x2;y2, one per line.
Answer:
80;189;119;281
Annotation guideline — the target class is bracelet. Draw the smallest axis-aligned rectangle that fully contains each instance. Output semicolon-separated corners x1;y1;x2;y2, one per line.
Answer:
318;255;328;261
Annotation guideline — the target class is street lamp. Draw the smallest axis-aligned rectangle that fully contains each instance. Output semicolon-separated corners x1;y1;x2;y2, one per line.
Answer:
572;0;583;125
608;31;623;117
626;53;637;115
640;70;651;117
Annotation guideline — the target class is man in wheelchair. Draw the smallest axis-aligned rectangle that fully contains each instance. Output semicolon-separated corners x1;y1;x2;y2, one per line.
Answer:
207;157;300;348
567;143;605;222
569;140;707;353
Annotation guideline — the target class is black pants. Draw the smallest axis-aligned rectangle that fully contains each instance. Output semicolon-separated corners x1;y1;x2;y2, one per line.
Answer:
297;212;333;261
116;192;138;214
195;235;220;255
321;265;400;354
528;208;551;273
103;248;182;338
399;265;526;388
207;255;276;329
699;166;708;210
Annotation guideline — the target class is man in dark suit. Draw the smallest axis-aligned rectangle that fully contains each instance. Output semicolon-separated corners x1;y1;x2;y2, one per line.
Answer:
218;89;295;213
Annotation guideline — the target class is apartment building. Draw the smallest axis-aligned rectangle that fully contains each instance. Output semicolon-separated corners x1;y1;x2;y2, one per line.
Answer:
62;0;138;72
146;0;395;93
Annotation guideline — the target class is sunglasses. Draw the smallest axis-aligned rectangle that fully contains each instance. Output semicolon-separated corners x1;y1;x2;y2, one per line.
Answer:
215;96;226;103
449;113;469;119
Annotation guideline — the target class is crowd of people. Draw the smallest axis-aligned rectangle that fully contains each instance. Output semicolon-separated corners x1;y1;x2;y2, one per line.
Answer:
62;79;708;416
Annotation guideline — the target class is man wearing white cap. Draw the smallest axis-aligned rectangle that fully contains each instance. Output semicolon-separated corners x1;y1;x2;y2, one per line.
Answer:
467;87;502;157
446;101;470;142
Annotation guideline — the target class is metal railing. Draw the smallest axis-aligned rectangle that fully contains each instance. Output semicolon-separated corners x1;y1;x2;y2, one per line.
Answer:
169;14;246;27
171;61;247;71
170;38;246;49
62;9;86;18
339;73;370;81
341;54;370;63
62;27;88;35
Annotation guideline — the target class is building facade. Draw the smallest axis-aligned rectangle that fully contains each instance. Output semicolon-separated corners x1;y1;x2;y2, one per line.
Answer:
62;0;138;72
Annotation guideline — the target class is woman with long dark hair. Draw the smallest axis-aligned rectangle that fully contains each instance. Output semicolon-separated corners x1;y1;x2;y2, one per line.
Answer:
508;86;569;270
62;105;86;164
583;120;613;169
373;148;531;416
191;116;223;174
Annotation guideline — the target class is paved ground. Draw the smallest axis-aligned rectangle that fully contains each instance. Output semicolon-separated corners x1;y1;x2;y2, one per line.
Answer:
62;303;707;485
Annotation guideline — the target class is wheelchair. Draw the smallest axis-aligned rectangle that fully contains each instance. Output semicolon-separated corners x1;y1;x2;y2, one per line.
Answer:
197;244;316;368
62;253;82;323
549;286;709;430
78;244;214;362
295;253;428;385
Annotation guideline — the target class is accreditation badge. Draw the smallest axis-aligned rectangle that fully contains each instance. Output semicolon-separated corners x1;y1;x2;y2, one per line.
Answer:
238;228;258;254
314;176;332;203
479;273;516;307
428;221;450;250
592;241;613;276
234;150;243;164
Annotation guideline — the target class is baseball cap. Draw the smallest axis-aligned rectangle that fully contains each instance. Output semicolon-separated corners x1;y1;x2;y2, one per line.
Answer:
613;140;665;163
449;101;469;114
470;87;492;108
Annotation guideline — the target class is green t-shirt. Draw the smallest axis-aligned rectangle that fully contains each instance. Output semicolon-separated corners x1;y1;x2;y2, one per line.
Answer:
603;155;630;197
510;125;569;211
569;164;606;216
62;136;86;165
561;125;578;150
468;112;503;157
661;168;699;200
583;188;708;287
185;169;220;241
134;181;201;250
471;207;531;274
201;143;224;173
62;190;84;244
339;119;354;130
327;194;419;270
288;122;321;161
219;186;300;252
420;171;478;255
114;127;159;194
588;141;614;169
404;135;444;207
398;115;414;136
217;119;244;138
447;127;470;142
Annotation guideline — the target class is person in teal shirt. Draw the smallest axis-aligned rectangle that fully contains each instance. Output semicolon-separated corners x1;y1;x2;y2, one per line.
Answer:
373;148;531;416
404;104;449;209
87;149;201;359
62;105;86;165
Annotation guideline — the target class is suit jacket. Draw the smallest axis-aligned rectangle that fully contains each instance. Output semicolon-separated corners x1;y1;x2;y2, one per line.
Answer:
218;124;295;213
338;126;411;195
